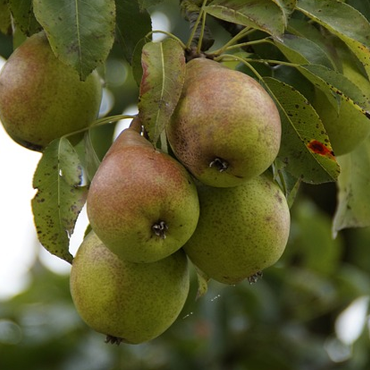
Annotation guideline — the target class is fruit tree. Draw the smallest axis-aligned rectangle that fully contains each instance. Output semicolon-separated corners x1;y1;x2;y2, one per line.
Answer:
1;0;370;369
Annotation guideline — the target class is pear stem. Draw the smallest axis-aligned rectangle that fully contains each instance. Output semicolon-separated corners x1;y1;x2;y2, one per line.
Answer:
62;114;137;141
195;10;207;55
145;30;187;49
221;38;270;53
152;221;168;239
215;53;300;81
211;27;255;56
129;116;142;134
186;0;208;50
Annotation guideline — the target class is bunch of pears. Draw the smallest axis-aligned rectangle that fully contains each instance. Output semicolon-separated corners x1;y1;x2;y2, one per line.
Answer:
70;56;291;345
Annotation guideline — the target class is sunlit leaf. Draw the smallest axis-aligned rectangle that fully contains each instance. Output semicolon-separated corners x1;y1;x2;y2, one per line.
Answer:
263;77;340;183
33;0;116;80
8;0;42;36
115;0;152;64
32;138;88;263
297;0;370;78
138;38;186;144
333;136;370;233
205;0;285;37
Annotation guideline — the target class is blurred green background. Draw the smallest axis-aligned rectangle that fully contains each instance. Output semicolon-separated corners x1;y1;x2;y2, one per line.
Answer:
1;1;370;369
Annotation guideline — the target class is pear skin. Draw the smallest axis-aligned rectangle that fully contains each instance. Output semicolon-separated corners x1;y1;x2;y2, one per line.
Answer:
166;58;281;187
87;127;200;263
184;174;291;284
70;231;190;344
0;31;102;151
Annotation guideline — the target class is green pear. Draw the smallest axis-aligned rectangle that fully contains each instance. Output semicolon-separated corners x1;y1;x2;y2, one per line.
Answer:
166;57;281;187
87;125;200;263
312;48;370;156
0;31;102;151
70;231;189;344
184;174;290;284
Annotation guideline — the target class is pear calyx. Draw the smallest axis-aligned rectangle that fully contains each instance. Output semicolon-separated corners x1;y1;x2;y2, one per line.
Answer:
152;220;169;239
209;157;229;172
105;335;124;345
247;271;263;284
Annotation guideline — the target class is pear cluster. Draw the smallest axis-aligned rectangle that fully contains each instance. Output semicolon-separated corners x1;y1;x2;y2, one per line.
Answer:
167;58;291;284
71;57;291;345
72;120;200;344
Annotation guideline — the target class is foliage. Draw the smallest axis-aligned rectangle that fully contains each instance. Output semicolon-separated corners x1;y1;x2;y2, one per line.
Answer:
1;0;370;368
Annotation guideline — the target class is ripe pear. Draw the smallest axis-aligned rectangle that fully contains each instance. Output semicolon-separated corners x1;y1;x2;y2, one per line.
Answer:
70;231;190;344
0;31;102;151
166;57;281;187
184;174;290;284
312;49;370;155
87;125;200;263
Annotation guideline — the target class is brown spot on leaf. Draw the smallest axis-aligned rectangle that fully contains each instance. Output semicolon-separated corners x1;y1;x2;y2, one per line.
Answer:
307;140;335;159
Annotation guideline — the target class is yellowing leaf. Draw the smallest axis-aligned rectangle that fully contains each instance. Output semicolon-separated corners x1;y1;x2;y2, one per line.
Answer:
297;0;370;78
138;39;186;145
32;138;87;263
264;77;340;183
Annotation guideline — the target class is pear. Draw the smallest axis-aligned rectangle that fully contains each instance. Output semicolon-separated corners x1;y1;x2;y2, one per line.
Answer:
0;31;102;151
166;57;281;187
184;174;290;284
86;125;200;263
312;47;370;156
70;231;190;344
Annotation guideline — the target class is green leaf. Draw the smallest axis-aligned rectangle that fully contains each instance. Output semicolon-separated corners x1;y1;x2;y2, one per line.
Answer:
33;0;116;80
8;0;42;36
32;138;88;264
271;0;297;25
347;0;370;22
296;0;370;79
333;137;370;233
0;1;11;35
297;64;370;115
138;0;166;11
263;77;340;184
273;160;301;208
273;34;335;69
115;0;152;64
287;18;340;70
205;0;285;37
289;200;343;274
138;39;186;144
